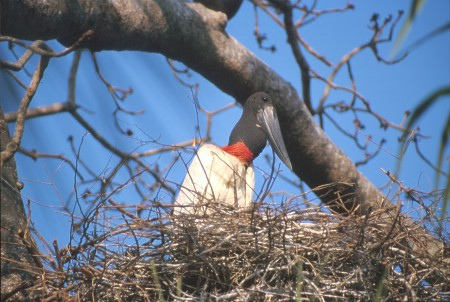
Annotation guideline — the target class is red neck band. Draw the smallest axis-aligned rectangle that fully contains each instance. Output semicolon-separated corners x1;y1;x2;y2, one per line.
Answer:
221;141;254;165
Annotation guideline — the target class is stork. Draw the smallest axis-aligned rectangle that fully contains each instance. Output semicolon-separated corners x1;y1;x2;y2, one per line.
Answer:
175;92;292;215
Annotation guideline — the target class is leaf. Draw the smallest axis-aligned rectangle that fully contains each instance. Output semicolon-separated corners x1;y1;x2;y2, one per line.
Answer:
437;112;450;223
404;86;450;133
392;0;426;55
404;22;450;53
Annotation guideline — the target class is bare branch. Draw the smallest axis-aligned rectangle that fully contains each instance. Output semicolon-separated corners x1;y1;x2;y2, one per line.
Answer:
0;40;46;71
1;53;49;168
252;0;333;66
4;102;75;122
68;50;82;105
317;11;406;112
294;2;355;28
279;2;314;114
0;30;94;59
18;147;84;180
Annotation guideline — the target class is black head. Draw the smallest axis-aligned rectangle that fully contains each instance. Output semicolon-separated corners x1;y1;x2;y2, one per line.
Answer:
228;92;292;169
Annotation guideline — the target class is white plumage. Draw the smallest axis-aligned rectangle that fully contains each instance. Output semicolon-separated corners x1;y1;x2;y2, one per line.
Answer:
175;144;254;215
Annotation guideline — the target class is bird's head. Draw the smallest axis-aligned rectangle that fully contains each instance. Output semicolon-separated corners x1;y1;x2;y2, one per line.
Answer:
224;92;292;170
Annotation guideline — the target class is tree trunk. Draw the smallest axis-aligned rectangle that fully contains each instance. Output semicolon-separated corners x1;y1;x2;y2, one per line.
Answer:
1;108;41;300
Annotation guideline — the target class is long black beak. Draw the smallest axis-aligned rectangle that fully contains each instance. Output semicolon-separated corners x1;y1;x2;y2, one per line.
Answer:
257;105;292;170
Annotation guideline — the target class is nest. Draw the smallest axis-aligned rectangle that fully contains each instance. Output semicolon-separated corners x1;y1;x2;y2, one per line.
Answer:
7;199;449;301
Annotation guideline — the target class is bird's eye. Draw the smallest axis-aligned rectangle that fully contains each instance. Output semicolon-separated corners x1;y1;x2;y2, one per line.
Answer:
262;97;268;102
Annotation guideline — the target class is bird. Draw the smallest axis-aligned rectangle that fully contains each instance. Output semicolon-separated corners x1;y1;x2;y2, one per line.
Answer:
174;92;292;215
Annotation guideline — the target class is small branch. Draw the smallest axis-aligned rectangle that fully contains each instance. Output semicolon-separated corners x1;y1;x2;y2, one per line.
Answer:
369;12;408;64
294;2;355;28
68;50;82;105
198;101;237;141
0;40;46;71
90;52;140;135
166;58;197;88
4;102;75;123
69;110;175;195
253;0;332;66
252;3;276;52
1;53;50;168
282;3;313;114
18;146;84;180
317;12;406;112
137;138;204;158
0;30;94;59
3;68;28;89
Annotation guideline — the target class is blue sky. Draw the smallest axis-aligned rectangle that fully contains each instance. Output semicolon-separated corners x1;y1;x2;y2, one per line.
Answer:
1;0;449;247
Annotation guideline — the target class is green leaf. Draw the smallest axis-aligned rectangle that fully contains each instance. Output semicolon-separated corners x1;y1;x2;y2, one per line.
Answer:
404;86;450;133
392;0;426;55
437;112;450;224
398;86;450;214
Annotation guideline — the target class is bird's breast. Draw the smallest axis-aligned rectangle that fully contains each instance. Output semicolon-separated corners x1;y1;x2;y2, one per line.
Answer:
175;144;255;215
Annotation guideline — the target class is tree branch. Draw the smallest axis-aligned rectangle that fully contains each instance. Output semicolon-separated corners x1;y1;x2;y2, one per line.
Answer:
0;53;49;169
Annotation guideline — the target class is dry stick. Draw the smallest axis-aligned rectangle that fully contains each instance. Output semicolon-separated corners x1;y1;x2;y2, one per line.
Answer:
0;54;50;169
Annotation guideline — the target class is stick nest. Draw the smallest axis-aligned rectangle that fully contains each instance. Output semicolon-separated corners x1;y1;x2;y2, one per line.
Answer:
9;200;450;301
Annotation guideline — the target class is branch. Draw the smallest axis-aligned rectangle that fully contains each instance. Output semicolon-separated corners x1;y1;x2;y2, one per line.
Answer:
0;40;46;71
1;53;50;169
317;12;406;112
0;30;94;59
4;102;75;122
280;2;314;114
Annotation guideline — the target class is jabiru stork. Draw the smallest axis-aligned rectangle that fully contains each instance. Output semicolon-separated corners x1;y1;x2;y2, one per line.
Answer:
175;92;292;215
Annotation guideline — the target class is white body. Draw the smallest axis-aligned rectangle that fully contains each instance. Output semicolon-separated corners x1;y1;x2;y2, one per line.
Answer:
175;144;255;215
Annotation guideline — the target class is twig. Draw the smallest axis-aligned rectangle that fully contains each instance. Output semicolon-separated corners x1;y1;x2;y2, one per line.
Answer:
0;30;94;58
4;102;76;122
0;40;46;71
317;12;406;112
